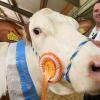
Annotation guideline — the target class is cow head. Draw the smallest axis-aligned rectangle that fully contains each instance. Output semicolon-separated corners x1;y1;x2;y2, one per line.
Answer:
27;8;100;95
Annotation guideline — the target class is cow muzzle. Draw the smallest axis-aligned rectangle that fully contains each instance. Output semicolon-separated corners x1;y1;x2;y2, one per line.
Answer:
89;56;100;83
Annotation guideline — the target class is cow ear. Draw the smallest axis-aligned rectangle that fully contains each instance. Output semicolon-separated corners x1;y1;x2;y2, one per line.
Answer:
65;16;79;30
24;23;32;43
48;82;74;95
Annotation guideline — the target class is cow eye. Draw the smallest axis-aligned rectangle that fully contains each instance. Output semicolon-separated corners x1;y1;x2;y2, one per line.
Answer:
33;27;42;35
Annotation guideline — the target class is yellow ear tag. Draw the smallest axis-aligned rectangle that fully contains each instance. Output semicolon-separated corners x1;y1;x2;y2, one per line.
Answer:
7;31;19;41
40;52;62;100
79;28;86;34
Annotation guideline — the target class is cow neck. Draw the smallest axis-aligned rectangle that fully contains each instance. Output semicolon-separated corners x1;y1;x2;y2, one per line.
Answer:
63;38;90;83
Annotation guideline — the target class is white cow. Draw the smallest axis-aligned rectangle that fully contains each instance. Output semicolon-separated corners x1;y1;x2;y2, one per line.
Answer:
0;8;100;100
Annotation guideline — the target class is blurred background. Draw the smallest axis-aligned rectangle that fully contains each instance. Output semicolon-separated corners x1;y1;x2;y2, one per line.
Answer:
0;0;97;25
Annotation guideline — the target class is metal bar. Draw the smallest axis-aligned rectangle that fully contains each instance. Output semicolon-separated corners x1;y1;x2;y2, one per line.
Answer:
76;5;93;19
65;0;80;7
0;7;8;17
61;3;74;14
8;0;21;22
10;0;25;24
40;0;48;9
71;0;98;18
10;0;17;6
0;15;24;25
0;1;33;17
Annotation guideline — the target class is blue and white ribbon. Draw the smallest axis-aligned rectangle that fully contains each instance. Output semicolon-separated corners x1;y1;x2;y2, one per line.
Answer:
16;40;39;100
63;38;90;82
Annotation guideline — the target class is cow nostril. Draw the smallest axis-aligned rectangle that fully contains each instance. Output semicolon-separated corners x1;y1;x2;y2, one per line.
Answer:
90;62;100;72
89;57;100;82
91;64;100;72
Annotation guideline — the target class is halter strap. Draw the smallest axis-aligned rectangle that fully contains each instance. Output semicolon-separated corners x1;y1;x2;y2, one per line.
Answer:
63;38;90;82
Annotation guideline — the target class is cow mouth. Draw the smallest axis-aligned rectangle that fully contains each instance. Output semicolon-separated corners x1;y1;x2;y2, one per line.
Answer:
89;61;100;73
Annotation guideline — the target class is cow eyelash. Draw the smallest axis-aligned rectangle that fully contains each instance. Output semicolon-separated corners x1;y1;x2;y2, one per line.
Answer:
33;27;42;35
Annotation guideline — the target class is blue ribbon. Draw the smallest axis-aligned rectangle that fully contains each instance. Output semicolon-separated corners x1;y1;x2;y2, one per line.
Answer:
16;40;39;100
63;39;90;82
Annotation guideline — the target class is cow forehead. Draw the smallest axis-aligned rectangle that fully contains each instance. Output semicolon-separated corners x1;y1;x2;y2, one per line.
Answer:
29;8;79;29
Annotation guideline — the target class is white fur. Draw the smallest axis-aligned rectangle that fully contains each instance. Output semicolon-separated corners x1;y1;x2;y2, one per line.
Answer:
0;8;100;98
0;42;9;97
